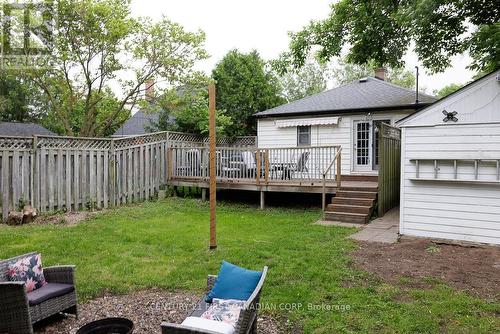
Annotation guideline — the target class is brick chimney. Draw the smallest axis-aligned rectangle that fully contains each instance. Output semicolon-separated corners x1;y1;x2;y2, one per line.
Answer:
145;78;155;102
374;68;387;81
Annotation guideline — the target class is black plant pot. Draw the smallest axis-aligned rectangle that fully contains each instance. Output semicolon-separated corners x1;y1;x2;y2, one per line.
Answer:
76;318;134;334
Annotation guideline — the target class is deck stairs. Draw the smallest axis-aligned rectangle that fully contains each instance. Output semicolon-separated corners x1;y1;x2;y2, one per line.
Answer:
323;175;379;224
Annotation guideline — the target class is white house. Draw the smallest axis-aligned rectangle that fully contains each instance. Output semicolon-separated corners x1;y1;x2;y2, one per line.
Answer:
398;70;500;245
255;70;435;175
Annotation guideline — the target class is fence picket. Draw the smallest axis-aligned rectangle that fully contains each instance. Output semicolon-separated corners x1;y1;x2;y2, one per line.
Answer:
12;150;19;211
82;151;87;206
57;149;63;210
96;151;103;209
127;148;132;203
2;151;9;222
40;149;46;212
74;151;80;210
145;145;150;199
104;150;109;208
66;150;71;211
89;149;95;206
22;151;29;203
48;150;55;211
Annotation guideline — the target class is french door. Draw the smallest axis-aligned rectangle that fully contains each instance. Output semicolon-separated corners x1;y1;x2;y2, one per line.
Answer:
353;121;371;171
353;119;391;171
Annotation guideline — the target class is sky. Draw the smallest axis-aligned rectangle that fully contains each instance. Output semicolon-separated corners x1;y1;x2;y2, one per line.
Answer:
131;0;476;93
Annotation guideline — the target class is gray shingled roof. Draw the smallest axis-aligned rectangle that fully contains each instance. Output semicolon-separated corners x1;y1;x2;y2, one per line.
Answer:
112;111;160;137
0;122;56;136
255;77;436;117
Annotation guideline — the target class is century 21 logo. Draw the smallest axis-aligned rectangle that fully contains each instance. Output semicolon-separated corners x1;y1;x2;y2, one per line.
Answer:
1;1;55;55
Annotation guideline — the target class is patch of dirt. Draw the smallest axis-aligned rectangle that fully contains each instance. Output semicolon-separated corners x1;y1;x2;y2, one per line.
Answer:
35;211;94;226
352;238;500;299
34;289;281;334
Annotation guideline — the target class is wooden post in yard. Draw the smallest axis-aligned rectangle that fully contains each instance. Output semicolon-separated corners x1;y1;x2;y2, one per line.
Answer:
209;83;217;250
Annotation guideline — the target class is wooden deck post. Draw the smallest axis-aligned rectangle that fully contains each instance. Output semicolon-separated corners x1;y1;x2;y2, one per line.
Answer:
256;150;261;185
264;150;269;184
260;191;265;210
201;188;207;201
209;83;217;250
167;147;173;181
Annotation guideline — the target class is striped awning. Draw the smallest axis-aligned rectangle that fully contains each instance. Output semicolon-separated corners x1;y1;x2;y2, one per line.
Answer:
274;117;340;128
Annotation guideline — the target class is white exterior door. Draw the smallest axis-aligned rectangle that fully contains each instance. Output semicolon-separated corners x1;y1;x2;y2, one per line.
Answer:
353;120;372;171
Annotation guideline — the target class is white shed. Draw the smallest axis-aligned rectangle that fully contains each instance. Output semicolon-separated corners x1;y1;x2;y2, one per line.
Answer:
398;70;500;245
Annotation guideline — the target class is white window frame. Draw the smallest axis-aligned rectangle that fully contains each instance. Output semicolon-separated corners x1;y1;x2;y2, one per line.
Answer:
297;125;311;146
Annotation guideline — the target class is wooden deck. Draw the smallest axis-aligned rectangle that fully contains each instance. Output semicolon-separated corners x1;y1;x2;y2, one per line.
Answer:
168;145;378;195
170;178;378;194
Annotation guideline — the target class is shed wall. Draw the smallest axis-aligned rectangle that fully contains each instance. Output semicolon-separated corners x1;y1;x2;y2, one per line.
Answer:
400;124;500;245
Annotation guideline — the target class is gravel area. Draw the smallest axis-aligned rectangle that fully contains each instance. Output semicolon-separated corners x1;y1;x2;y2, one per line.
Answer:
34;289;281;334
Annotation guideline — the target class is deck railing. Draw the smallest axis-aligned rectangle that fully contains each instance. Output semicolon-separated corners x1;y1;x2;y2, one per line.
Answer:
168;145;341;184
322;148;342;211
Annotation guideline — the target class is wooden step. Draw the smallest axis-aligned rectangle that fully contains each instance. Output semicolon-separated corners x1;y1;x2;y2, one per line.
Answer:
341;175;378;182
336;190;378;199
332;197;375;206
340;185;378;192
326;204;372;215
323;211;368;224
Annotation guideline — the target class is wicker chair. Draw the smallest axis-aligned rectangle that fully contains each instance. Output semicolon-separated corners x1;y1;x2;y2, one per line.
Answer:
161;266;268;334
0;252;77;334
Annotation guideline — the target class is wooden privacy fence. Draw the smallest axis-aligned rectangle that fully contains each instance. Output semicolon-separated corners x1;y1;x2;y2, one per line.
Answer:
0;131;257;222
378;123;401;216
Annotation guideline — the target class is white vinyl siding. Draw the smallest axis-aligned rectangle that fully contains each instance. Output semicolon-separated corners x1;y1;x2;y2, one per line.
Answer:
399;71;500;245
401;125;500;245
257;111;411;175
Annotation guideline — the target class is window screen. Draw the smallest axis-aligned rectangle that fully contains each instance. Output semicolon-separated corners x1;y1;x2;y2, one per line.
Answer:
297;126;311;146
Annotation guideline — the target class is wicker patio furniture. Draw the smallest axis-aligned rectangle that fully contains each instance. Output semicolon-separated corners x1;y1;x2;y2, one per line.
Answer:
161;266;268;334
0;252;77;334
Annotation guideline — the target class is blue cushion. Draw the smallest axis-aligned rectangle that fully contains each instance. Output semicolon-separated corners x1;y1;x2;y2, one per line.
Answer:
206;261;262;303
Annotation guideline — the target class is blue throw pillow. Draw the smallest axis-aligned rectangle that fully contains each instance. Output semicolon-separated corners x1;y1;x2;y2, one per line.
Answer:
206;261;262;303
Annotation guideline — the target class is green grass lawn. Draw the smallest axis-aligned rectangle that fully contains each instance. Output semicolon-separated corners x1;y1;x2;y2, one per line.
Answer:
0;198;498;333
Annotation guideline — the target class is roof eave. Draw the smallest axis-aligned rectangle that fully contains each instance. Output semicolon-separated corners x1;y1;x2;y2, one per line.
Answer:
254;103;433;119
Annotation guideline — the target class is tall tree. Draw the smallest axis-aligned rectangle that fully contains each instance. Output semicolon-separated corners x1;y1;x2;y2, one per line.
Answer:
21;0;207;137
279;59;327;102
331;58;416;88
275;0;499;74
151;77;233;136
0;72;43;122
434;83;465;99
212;50;284;137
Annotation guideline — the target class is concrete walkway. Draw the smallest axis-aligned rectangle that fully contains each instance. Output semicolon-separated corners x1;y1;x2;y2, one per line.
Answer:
349;207;400;243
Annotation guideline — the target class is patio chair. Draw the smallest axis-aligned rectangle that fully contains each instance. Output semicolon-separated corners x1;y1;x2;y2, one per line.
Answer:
271;151;310;180
176;149;202;177
290;151;310;179
241;151;257;178
161;265;268;334
0;252;77;334
219;151;245;179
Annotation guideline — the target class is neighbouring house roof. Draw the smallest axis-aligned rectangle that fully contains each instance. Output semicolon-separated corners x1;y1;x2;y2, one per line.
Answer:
0;122;56;136
112;111;160;137
255;77;437;118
